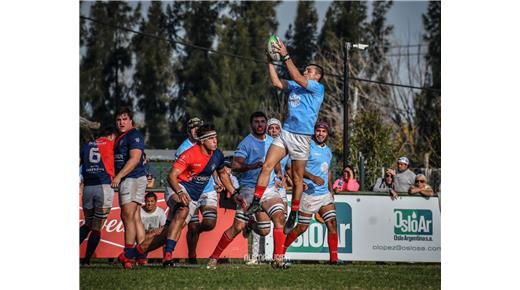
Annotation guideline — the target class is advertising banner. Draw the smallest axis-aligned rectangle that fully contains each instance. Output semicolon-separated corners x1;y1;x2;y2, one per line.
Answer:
265;195;441;262
79;192;247;259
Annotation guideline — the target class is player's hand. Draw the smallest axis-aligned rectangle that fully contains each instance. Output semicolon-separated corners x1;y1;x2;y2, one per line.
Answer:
177;189;190;206
273;39;288;57
249;161;264;170
275;178;283;189
111;176;122;189
215;183;225;193
311;176;325;186
303;183;309;192
234;195;247;210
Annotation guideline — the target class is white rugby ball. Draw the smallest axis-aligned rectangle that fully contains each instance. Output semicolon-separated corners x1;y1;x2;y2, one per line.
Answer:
267;35;281;61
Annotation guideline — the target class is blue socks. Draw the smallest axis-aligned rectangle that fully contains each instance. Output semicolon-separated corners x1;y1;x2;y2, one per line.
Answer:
165;239;177;254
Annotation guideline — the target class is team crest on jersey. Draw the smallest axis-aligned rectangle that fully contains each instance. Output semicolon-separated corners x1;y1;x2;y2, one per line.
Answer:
320;162;329;173
135;138;140;143
289;94;301;107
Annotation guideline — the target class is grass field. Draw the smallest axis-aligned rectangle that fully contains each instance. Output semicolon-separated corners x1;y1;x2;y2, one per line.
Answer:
80;260;440;289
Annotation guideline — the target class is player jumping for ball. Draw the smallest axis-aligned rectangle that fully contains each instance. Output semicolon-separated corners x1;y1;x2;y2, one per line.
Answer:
248;38;325;235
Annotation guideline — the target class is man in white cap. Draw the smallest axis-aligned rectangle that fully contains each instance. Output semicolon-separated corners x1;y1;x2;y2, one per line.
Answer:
386;156;416;199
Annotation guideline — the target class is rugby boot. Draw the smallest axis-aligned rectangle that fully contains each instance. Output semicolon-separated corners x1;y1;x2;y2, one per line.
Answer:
284;210;297;234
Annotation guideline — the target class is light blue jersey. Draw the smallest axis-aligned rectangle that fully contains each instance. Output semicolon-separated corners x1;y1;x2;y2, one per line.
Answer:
234;134;275;189
175;138;216;193
303;140;332;196
284;80;325;135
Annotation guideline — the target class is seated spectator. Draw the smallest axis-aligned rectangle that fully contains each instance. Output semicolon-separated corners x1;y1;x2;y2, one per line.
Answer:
408;174;434;197
143;153;156;189
372;171;394;193
386;156;416;194
138;192;167;265
332;165;360;193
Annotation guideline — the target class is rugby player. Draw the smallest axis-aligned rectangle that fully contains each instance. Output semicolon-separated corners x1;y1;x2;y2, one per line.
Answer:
79;127;115;265
282;121;340;264
207;112;289;269
118;124;245;268
112;108;148;268
175;117;222;264
250;39;325;236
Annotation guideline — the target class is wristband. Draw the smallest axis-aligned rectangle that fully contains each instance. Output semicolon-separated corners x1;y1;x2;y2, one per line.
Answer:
281;54;291;62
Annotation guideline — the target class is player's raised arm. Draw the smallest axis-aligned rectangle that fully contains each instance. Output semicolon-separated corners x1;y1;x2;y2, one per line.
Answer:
268;62;288;90
273;39;308;89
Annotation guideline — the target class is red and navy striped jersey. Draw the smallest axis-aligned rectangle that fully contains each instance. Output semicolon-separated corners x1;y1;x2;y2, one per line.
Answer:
174;144;225;200
80;137;114;186
114;128;146;179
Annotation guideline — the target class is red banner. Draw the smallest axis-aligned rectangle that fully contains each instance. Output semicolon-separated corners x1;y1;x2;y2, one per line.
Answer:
80;192;248;259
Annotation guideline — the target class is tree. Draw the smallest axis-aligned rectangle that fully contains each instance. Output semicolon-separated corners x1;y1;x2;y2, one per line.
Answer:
202;1;279;148
171;1;222;146
285;1;318;66
414;0;441;168
80;1;141;127
132;2;175;149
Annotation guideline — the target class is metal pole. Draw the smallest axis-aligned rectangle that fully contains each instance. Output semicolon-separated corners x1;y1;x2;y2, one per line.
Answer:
343;42;351;169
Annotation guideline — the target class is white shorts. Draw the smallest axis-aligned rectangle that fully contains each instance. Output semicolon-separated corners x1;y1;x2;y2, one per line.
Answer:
278;187;288;204
118;176;147;206
299;192;334;215
165;184;208;225
272;129;311;160
236;186;283;214
82;184;114;209
198;190;218;208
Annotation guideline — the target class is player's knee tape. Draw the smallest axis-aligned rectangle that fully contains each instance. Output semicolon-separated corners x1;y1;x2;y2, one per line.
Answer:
297;214;312;225
256;221;271;230
94;210;109;220
189;215;200;224
267;204;285;219
235;211;249;223
321;210;337;223
202;211;217;221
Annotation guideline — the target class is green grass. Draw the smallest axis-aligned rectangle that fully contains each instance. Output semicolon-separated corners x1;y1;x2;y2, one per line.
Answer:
80;260;440;290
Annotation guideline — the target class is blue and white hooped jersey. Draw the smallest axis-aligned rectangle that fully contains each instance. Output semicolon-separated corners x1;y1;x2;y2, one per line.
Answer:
234;134;275;189
303;140;332;196
175;138;216;193
284;80;325;135
114;128;146;179
80;141;111;186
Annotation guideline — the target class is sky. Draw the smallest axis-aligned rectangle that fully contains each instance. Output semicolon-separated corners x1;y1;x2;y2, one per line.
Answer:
276;1;428;45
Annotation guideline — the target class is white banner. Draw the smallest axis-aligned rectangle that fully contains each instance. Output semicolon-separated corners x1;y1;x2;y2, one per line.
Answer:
265;194;441;262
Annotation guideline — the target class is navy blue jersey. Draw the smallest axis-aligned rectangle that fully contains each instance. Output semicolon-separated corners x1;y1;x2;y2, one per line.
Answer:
114;128;146;179
174;145;225;200
80;140;112;186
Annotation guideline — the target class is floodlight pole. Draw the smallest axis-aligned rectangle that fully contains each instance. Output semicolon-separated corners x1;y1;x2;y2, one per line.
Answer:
343;42;368;170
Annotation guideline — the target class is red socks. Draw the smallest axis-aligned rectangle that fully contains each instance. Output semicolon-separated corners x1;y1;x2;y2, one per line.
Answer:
273;228;286;260
254;185;267;199
283;230;300;254
328;232;338;263
291;199;300;212
210;232;234;259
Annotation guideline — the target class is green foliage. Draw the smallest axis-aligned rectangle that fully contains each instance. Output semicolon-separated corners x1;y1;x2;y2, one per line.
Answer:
349;108;401;190
133;2;175;149
285;1;318;66
80;262;441;289
414;0;441;168
202;1;279;148
80;1;141;127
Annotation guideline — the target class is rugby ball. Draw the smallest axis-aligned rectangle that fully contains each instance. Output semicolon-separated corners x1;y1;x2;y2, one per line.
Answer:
267;35;281;61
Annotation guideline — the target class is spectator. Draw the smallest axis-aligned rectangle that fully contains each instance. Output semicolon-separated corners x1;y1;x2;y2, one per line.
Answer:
143;153;156;189
138;192;167;265
386;156;416;199
332;165;360;193
372;171;394;193
408;174;434;197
